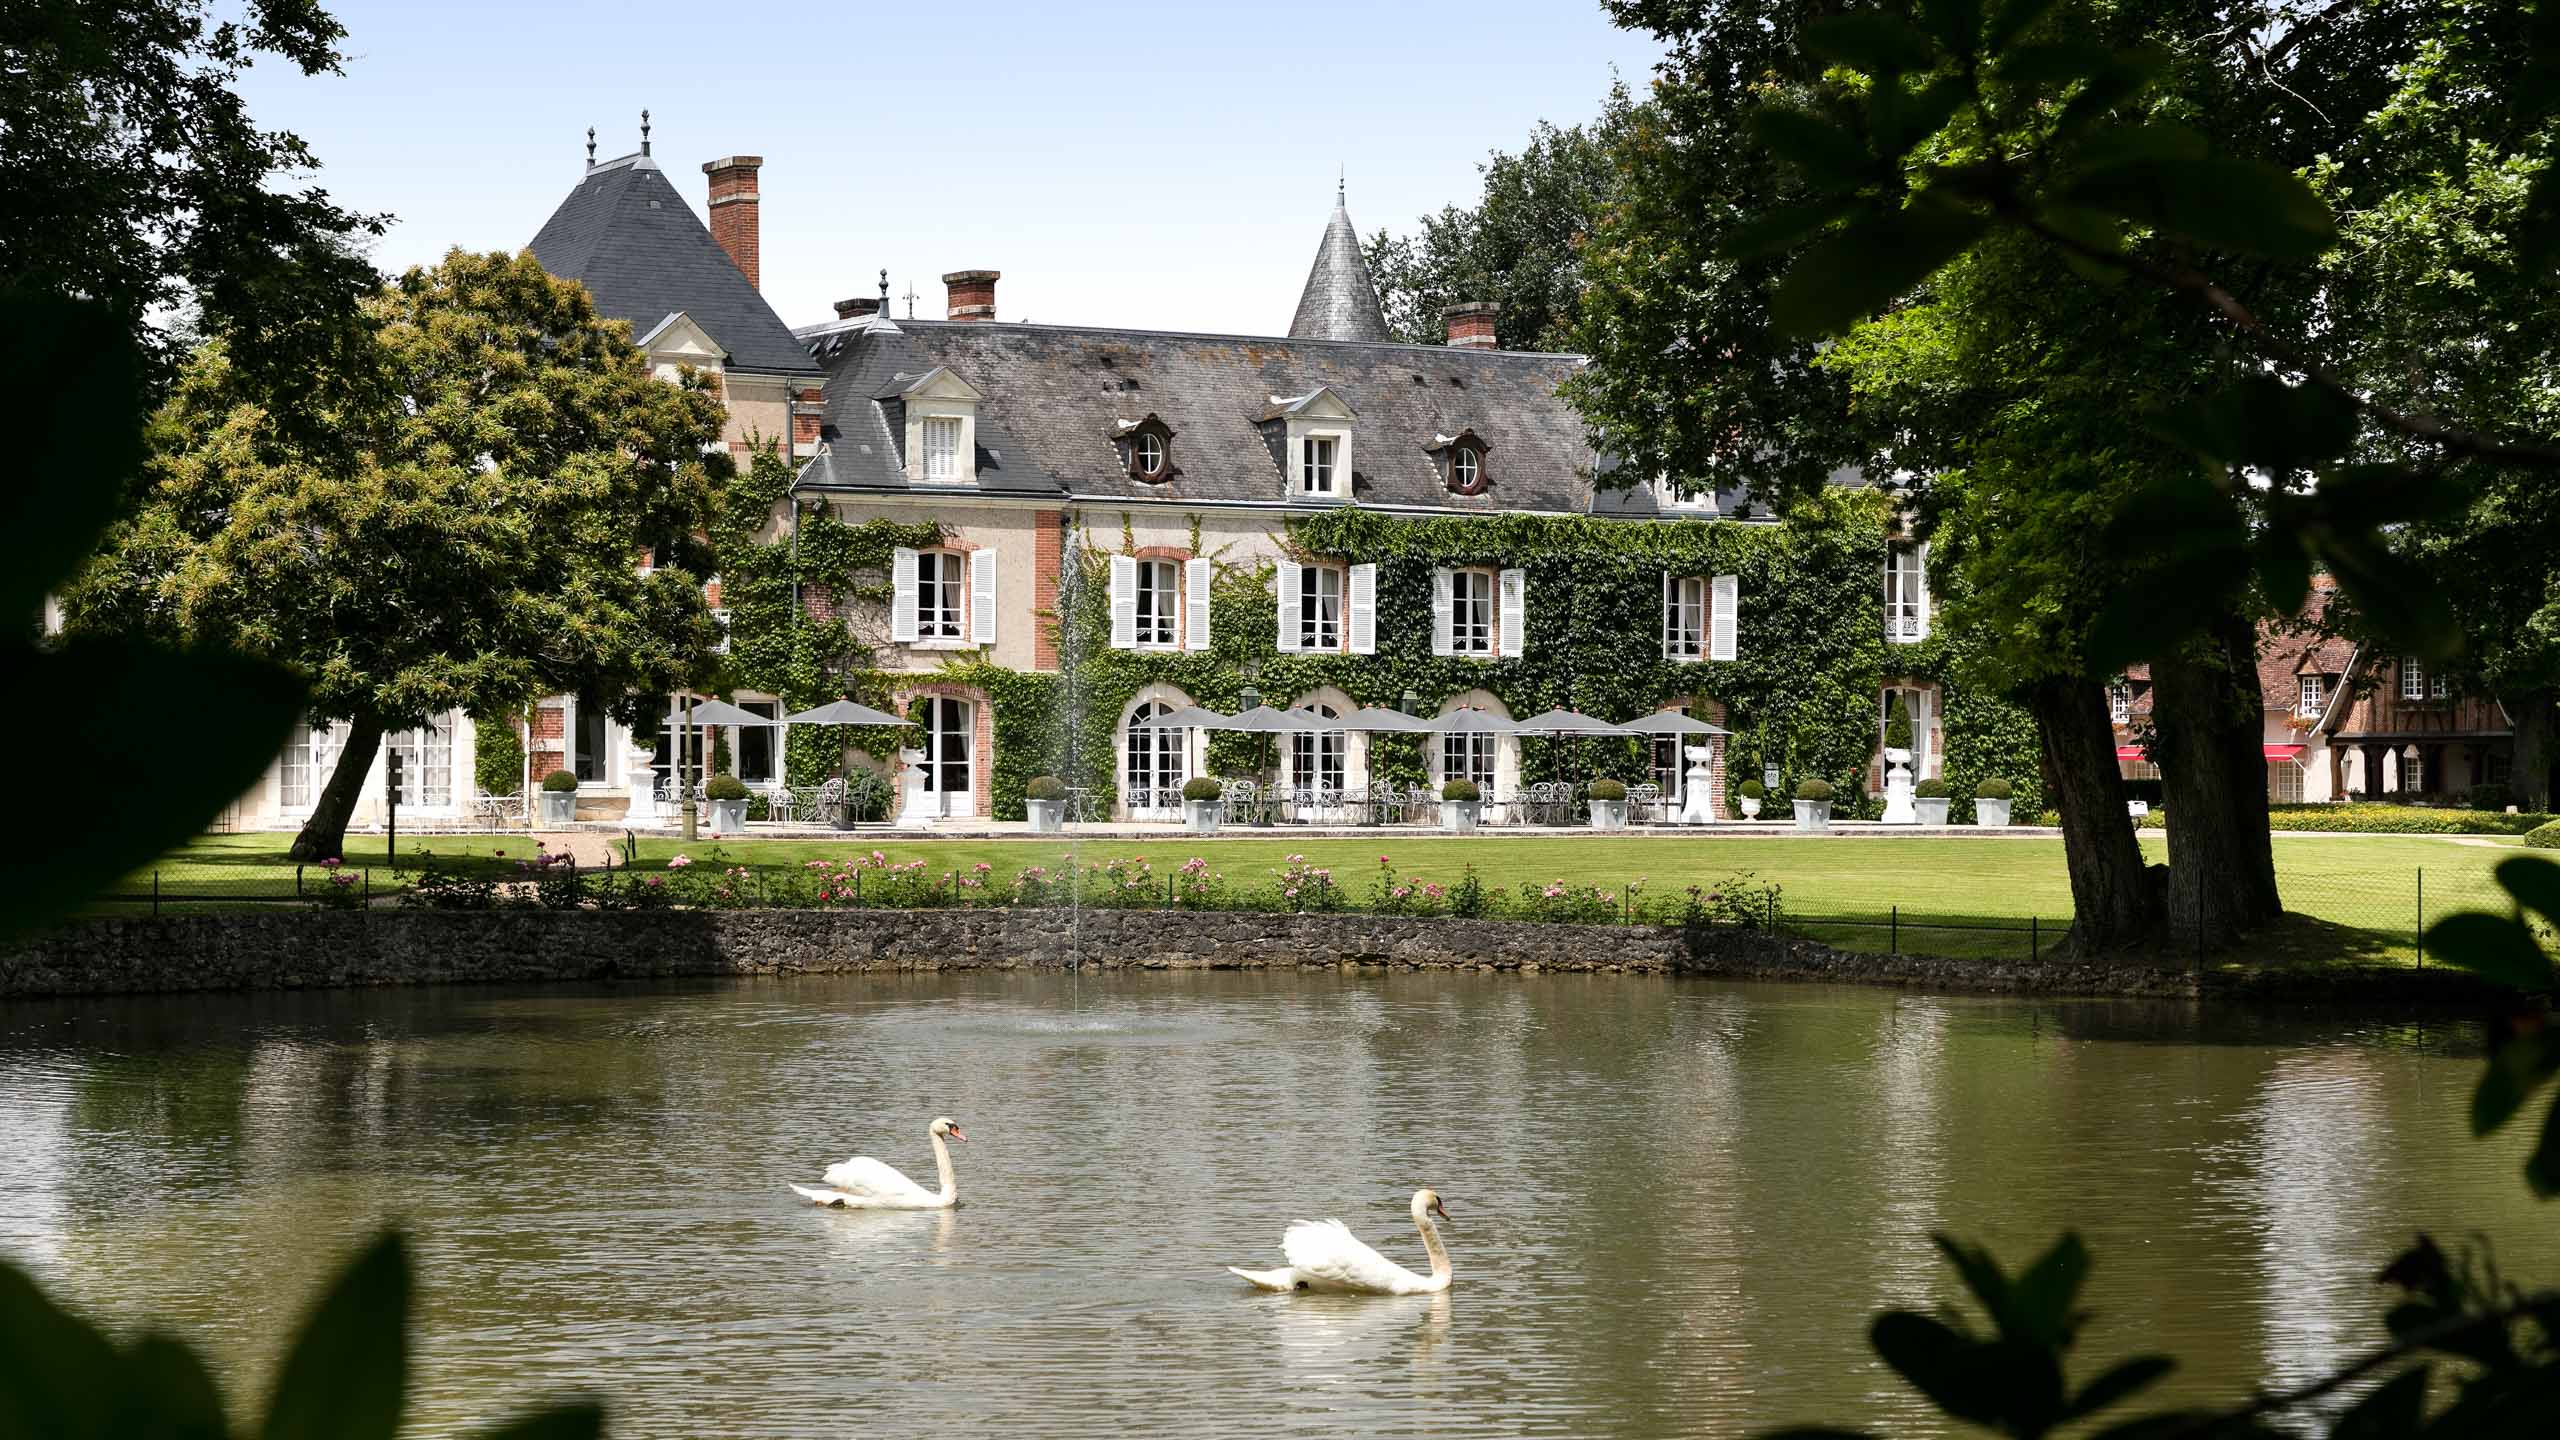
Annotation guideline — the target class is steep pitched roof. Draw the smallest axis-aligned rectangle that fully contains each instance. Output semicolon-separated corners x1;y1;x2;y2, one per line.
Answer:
1287;190;1391;344
528;155;818;377
794;318;1634;513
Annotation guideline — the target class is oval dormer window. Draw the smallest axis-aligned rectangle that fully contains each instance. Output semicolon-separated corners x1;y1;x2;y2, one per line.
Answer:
1447;440;1487;495
1134;430;1168;480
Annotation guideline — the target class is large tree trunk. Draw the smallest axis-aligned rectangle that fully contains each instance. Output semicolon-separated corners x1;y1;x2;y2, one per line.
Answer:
2149;614;2283;950
2028;676;2161;955
289;715;385;861
2506;687;2556;813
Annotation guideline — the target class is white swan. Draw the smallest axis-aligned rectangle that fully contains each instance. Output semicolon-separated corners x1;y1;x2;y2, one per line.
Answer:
789;1117;964;1209
1229;1189;1453;1294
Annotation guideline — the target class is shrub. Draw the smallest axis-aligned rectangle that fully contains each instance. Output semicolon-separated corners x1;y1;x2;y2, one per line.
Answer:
1588;778;1628;802
842;769;894;821
1975;777;2014;800
1737;779;1766;800
1025;775;1067;802
2134;804;2555;835
2468;783;2514;812
1914;778;1951;798
1182;776;1224;802
473;713;524;796
1884;694;1914;751
704;773;749;802
1447;864;1493;918
1516;877;1619;924
540;769;579;793
1794;778;1836;802
1443;779;1482;802
2524;820;2560;850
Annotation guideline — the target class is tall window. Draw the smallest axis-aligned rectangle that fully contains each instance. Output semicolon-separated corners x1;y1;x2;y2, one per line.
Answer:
385;713;453;807
1885;543;1926;641
1301;435;1338;495
2297;675;2324;717
1665;576;1705;660
1298;565;1343;650
1451;570;1494;655
2404;746;2427;792
1125;700;1186;812
922;416;962;481
1290;705;1345;792
574;706;612;782
280;720;347;808
1442;732;1496;791
2401;657;2426;701
738;700;778;784
1134;559;1177;647
917;552;964;638
2109;683;2132;722
1651;705;1691;805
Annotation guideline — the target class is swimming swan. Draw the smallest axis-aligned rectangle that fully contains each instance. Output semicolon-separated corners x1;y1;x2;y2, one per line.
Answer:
1229;1189;1452;1294
789;1117;964;1209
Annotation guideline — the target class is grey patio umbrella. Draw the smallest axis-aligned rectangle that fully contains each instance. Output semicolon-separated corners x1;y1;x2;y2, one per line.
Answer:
685;698;783;728
1512;708;1636;737
1423;708;1522;734
783;698;914;727
1620;711;1734;737
1131;705;1234;730
1341;706;1434;733
1217;705;1345;733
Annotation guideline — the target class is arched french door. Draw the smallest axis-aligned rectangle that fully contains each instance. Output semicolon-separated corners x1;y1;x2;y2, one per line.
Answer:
1650;703;1691;810
1125;700;1187;819
918;696;975;818
1288;705;1345;792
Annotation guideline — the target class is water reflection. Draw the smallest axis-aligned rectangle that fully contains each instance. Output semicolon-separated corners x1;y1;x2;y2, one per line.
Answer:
0;974;2542;1439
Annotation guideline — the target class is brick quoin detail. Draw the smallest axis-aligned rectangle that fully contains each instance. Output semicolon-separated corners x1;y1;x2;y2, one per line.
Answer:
1032;510;1063;671
703;156;763;290
530;702;567;781
793;387;823;447
891;681;997;817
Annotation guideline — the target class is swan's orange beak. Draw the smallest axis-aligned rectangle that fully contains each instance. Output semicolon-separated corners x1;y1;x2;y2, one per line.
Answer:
947;1127;966;1143
1432;1199;1452;1226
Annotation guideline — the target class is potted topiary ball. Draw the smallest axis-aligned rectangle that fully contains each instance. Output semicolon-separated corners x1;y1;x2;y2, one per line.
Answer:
704;773;751;833
538;768;580;826
1025;775;1068;833
1913;778;1952;827
1974;777;2014;828
1736;777;1767;820
1440;778;1483;833
1792;777;1836;831
1182;775;1226;834
1587;778;1629;831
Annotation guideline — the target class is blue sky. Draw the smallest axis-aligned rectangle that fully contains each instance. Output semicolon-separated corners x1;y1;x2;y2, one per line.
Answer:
235;1;1662;336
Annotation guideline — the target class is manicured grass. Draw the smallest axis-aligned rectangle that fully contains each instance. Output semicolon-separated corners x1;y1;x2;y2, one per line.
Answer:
122;828;2525;968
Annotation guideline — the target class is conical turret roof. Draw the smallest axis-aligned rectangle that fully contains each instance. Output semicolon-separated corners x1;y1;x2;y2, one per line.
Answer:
1287;185;1391;343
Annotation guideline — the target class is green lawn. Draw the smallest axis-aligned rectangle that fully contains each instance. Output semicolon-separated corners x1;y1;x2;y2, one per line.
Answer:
119;829;2522;968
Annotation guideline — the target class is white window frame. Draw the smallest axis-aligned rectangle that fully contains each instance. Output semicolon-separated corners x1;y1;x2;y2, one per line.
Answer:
1298;564;1343;651
1299;434;1341;496
709;606;733;655
1133;430;1168;479
1653;475;1718;513
1664;574;1706;662
922;416;962;482
1289;704;1347;792
385;712;455;810
1885;541;1930;642
2110;683;2132;722
1440;732;1497;792
896;367;984;486
916;551;965;640
1449;569;1495;656
1134;559;1179;649
1449;444;1483;492
2298;674;2323;717
2401;657;2426;701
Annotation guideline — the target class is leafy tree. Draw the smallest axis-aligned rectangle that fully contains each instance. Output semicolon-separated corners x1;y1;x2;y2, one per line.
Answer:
1363;85;1634;351
0;0;385;408
68;249;736;860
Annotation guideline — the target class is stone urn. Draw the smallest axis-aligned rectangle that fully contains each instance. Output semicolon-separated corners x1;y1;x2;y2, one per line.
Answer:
1184;799;1223;835
1587;799;1628;832
1975;798;2012;828
538;788;578;826
625;745;661;822
1441;800;1482;833
1914;796;1951;826
1678;745;1717;825
1025;798;1065;834
1880;747;1917;825
1792;798;1833;831
1738;795;1763;819
896;746;936;828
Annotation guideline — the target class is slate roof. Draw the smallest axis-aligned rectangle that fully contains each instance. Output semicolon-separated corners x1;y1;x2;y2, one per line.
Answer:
528;155;819;378
792;317;1666;514
1287;193;1392;344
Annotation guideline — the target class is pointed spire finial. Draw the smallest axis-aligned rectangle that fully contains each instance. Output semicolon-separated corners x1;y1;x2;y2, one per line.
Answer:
1338;165;1345;206
640;109;652;157
585;126;596;169
878;268;889;304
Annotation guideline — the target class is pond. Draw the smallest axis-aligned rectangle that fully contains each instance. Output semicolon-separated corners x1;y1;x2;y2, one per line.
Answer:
0;973;2545;1438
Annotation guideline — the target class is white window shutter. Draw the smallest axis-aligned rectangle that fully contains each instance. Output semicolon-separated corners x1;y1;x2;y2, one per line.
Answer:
969;547;997;646
1915;541;1932;640
1108;554;1138;650
1498;567;1526;659
890;547;919;643
1710;573;1739;661
1183;557;1212;652
1431;568;1454;657
1661;572;1674;660
1347;563;1377;655
1275;560;1303;653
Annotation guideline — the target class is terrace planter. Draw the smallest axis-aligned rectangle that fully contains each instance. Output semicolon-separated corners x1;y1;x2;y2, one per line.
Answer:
1184;800;1223;835
1587;799;1628;832
1738;797;1762;819
707;798;749;833
1975;798;2012;828
538;790;578;826
1915;798;1951;826
1026;799;1065;834
1441;800;1482;833
1792;799;1833;832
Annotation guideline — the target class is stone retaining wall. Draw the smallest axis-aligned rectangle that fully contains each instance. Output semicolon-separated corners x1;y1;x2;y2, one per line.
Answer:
0;909;2498;1005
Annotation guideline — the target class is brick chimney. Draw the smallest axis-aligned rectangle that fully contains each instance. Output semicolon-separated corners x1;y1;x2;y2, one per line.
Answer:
944;269;999;322
832;295;881;320
702;155;764;289
1444;301;1500;349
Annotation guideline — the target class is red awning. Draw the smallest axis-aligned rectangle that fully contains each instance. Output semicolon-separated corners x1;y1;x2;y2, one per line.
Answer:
2115;746;2146;761
2265;743;2305;761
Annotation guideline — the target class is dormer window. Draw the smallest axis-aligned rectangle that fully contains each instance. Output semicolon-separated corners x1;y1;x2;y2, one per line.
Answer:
892;366;983;486
922;417;962;481
1653;476;1718;513
1301;436;1338;495
1263;386;1356;501
1115;415;1176;483
1431;430;1491;495
1135;431;1167;478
